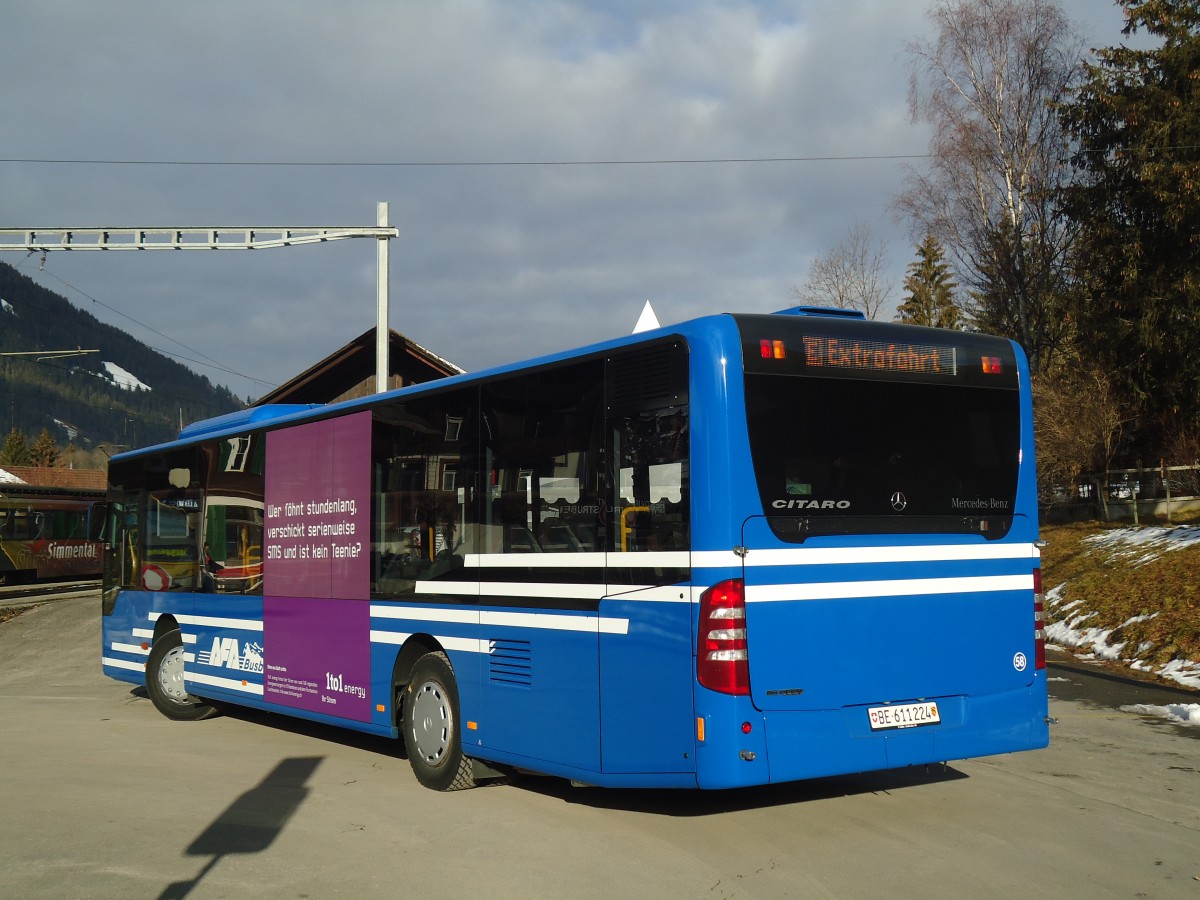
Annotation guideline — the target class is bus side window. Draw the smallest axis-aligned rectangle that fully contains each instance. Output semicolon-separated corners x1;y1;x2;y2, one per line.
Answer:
103;496;141;591
606;341;690;554
202;432;266;595
91;503;110;543
480;360;604;556
611;410;689;552
10;508;32;540
371;387;480;599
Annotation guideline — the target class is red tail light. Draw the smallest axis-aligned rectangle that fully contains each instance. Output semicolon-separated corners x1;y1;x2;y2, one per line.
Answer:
698;579;750;695
759;339;786;359
1033;568;1046;670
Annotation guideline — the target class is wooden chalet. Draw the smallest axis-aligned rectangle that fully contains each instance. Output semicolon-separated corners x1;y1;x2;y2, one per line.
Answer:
252;327;464;406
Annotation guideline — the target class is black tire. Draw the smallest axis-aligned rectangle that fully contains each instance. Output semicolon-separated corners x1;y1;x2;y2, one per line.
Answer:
145;629;218;721
402;651;476;791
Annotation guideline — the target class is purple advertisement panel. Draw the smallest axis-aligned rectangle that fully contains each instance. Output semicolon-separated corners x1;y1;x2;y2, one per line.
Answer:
262;596;372;722
264;412;371;600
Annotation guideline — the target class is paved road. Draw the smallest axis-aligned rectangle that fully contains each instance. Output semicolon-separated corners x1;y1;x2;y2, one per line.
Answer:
2;596;1197;899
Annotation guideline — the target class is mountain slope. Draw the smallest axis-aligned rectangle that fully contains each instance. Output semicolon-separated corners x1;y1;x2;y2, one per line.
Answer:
0;262;242;451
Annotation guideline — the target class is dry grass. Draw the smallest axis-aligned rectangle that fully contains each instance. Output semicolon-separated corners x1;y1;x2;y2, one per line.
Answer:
0;605;36;625
1041;515;1200;667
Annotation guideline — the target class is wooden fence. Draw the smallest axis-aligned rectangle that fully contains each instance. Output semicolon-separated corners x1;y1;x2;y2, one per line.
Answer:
1041;463;1200;524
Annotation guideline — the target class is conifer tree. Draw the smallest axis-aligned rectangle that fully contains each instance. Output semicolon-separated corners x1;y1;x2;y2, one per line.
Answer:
1060;0;1200;445
0;428;31;466
30;428;61;467
897;234;961;329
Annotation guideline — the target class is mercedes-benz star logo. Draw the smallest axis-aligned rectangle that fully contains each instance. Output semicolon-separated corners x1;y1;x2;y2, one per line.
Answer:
890;491;908;511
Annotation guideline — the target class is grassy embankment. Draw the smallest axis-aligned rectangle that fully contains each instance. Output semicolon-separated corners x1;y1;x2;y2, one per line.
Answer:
1041;514;1200;680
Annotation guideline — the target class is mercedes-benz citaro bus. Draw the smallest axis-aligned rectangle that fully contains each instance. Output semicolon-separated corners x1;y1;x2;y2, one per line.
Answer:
101;306;1049;791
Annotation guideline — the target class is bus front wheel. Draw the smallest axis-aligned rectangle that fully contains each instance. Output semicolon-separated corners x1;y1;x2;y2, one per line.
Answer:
145;629;218;721
402;651;476;791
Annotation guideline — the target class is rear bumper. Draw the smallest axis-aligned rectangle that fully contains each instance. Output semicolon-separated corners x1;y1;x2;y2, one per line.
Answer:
768;683;1049;783
696;682;1049;789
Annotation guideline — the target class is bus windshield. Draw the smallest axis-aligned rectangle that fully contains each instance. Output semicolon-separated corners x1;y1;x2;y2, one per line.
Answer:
738;315;1021;542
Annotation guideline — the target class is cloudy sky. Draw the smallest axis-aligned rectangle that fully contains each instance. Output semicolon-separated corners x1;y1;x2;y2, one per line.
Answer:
3;1;1130;402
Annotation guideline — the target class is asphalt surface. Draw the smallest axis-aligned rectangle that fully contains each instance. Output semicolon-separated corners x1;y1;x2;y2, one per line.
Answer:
2;593;1198;899
1046;646;1200;735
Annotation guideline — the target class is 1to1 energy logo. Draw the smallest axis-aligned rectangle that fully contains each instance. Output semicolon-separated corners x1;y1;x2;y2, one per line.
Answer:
323;671;367;703
197;637;265;674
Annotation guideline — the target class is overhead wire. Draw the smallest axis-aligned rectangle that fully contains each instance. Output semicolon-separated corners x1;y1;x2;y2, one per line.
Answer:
12;257;277;389
0;153;932;167
0;149;991;398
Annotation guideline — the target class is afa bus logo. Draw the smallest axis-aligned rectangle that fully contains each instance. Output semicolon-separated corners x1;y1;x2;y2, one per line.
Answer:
197;637;265;674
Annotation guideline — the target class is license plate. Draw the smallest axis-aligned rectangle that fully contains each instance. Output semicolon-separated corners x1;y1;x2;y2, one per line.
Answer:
867;701;941;731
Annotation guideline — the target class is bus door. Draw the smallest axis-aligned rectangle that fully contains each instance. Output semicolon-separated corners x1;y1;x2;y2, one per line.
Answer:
598;354;695;776
101;496;139;611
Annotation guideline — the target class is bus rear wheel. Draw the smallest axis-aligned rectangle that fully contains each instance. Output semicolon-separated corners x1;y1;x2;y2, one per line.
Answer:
402;651;476;791
145;629;218;721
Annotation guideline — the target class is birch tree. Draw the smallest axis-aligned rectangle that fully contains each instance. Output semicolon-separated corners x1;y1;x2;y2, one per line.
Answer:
899;0;1081;370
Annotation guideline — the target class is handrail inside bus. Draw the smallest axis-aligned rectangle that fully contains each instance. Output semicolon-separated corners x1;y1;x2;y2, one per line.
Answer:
620;505;650;552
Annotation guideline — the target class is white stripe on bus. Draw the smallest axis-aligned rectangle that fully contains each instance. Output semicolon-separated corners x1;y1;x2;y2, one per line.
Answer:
694;542;1039;570
411;581;685;601
184;671;265;694
109;642;148;656
149;611;263;631
369;631;490;654
369;607;629;635
745;573;1033;602
371;605;478;624
465;551;688;569
102;657;145;672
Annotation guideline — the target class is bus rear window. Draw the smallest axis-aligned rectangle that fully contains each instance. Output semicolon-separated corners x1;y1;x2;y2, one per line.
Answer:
744;373;1020;542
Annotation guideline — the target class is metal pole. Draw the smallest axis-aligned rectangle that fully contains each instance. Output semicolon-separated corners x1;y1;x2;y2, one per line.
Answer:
376;202;390;394
1163;460;1172;525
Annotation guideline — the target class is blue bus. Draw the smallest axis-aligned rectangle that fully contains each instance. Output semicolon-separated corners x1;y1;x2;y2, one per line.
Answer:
101;307;1049;791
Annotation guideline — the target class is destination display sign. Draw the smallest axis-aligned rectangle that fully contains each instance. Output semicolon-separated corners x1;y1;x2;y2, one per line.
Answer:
737;313;1019;387
800;336;957;376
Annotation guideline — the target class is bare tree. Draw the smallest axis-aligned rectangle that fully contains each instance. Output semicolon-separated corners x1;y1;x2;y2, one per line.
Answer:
792;222;894;320
898;0;1081;371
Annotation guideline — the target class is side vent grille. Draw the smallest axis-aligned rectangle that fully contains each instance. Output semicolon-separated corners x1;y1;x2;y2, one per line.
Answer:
609;342;683;409
489;639;533;688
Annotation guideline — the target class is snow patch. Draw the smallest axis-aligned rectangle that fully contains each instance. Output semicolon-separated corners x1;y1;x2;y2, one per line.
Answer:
1047;525;1200;723
0;467;25;484
1121;703;1200;727
53;418;79;441
1;297;14;315
102;361;151;392
1083;525;1200;566
1155;659;1200;691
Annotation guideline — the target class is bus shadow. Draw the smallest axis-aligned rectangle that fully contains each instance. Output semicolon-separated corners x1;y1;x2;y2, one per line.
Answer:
218;700;412;759
157;755;323;899
125;687;411;759
509;764;970;816
125;688;969;813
